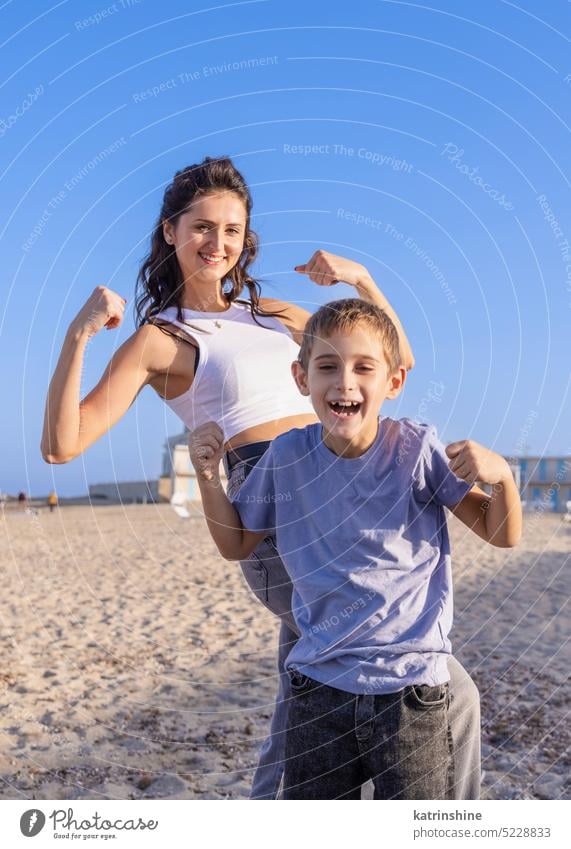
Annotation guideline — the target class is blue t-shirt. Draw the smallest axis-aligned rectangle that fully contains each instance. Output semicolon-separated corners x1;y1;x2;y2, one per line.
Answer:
232;417;472;695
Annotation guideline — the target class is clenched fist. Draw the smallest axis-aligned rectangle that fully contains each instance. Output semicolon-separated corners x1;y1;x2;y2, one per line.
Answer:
446;440;511;486
294;250;368;288
70;286;127;338
189;422;225;482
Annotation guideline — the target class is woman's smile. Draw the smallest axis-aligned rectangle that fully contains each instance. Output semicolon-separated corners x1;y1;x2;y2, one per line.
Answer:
198;251;227;266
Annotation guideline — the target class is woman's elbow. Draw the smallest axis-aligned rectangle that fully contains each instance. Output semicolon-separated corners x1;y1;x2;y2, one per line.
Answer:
41;445;76;464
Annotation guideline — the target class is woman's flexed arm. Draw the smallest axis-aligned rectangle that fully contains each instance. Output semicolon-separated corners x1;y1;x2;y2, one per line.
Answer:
294;250;415;370
353;272;415;370
41;287;152;463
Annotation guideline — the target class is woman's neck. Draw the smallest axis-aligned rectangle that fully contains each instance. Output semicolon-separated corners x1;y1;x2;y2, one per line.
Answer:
181;281;230;312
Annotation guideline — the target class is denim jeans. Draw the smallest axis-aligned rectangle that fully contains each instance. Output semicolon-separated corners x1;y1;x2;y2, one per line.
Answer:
225;449;481;800
283;673;453;800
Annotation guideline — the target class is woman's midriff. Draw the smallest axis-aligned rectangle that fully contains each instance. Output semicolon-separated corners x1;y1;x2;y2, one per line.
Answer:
225;412;319;451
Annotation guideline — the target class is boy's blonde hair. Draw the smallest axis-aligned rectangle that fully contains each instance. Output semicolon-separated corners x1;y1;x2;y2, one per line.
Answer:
298;298;401;373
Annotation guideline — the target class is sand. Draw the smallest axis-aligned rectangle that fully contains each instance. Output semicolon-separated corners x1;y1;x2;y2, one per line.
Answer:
0;504;569;800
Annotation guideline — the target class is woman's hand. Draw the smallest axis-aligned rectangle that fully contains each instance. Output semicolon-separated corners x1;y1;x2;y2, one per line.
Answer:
189;422;225;483
70;286;127;338
446;440;511;486
294;250;369;289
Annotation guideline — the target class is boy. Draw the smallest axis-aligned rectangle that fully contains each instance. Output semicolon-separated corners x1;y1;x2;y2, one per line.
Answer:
189;298;521;799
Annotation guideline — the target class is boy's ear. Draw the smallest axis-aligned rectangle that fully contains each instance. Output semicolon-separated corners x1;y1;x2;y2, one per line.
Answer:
291;360;310;396
385;366;406;400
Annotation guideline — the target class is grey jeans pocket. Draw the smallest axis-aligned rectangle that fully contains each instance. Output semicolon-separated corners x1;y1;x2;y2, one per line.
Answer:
226;463;247;501
240;554;269;603
263;534;279;555
407;683;449;710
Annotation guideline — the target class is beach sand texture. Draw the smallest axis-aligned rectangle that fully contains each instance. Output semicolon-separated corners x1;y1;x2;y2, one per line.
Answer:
0;505;569;800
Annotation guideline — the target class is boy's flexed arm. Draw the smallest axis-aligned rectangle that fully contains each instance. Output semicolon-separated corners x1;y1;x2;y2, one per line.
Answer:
446;440;522;548
189;423;266;560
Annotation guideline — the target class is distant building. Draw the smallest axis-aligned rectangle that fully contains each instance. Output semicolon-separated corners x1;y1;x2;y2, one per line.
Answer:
89;479;161;505
161;432;571;512
513;456;571;513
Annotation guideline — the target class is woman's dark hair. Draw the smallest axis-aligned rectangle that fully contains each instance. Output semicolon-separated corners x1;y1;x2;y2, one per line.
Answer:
135;156;283;327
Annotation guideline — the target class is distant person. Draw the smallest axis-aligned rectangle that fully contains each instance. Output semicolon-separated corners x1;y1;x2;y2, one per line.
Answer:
42;155;481;799
47;491;58;513
17;491;28;511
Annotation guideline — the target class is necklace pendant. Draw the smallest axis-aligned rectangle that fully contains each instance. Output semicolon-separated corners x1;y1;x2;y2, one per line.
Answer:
214;320;222;329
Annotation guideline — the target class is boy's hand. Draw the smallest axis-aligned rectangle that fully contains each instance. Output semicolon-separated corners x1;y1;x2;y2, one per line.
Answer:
446;440;511;485
294;250;368;288
189;422;225;482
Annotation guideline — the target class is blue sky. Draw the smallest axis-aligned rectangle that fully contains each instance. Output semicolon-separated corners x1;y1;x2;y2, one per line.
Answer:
1;0;570;496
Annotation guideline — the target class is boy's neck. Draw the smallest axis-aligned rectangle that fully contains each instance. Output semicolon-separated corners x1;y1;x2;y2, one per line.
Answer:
321;418;380;459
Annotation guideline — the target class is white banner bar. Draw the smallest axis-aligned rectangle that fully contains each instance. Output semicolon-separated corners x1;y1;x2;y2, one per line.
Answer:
1;799;567;848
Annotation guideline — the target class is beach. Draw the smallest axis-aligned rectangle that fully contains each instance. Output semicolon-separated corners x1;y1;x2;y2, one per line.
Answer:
0;504;569;800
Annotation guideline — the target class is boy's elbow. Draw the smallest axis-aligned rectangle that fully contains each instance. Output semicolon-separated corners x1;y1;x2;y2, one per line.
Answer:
219;541;256;562
505;530;522;548
491;530;522;548
217;542;245;562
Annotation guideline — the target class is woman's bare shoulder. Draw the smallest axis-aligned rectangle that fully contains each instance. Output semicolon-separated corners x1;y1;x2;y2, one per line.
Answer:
128;321;197;372
136;319;198;348
258;297;311;341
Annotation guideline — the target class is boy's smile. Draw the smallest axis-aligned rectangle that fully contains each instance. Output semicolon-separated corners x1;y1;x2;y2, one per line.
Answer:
292;326;405;458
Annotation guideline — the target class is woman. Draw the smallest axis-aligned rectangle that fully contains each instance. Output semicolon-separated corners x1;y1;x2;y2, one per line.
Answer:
42;156;480;800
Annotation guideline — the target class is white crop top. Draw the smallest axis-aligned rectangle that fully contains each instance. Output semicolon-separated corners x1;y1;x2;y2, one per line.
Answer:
155;301;315;441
